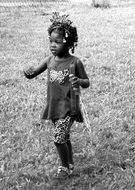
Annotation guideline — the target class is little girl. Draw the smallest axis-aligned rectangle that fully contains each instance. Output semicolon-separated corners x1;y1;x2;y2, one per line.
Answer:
24;12;90;179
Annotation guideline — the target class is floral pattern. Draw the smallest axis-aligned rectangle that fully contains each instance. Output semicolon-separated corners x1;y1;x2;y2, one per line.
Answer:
49;69;69;84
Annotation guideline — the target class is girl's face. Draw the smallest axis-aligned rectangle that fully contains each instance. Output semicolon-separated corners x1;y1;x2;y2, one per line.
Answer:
49;31;69;57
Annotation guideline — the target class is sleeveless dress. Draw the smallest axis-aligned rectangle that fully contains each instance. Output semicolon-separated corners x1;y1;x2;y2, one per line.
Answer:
42;55;84;122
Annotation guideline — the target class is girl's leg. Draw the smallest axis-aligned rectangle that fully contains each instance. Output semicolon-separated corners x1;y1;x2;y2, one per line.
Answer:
66;140;74;165
53;116;74;169
54;142;69;169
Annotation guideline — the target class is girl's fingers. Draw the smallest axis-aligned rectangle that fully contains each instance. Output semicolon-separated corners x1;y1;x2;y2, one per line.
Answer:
24;70;29;75
29;70;34;75
72;79;79;87
72;78;79;84
69;76;77;82
25;67;35;75
69;75;80;87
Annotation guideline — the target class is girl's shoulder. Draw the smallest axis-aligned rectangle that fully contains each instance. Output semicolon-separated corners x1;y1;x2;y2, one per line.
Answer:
46;55;53;62
45;55;54;68
71;55;83;67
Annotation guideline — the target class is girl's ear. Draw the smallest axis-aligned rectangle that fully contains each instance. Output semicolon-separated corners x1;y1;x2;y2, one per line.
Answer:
64;42;71;50
68;44;73;50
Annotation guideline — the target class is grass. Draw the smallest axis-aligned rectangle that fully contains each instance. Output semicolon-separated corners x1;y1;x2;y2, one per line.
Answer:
0;2;135;189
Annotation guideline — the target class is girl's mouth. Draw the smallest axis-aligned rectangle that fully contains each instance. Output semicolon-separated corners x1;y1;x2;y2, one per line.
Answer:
51;49;57;54
51;49;56;52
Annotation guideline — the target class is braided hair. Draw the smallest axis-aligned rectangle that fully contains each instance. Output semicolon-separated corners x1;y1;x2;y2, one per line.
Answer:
48;12;78;54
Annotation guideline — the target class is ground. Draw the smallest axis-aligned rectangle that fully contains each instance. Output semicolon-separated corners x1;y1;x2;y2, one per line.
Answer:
0;2;135;190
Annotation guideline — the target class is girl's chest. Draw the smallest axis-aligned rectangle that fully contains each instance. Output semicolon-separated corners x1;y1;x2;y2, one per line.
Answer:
48;63;70;85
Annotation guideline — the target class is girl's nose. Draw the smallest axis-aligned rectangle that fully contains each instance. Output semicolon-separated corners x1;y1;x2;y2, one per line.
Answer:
51;41;56;48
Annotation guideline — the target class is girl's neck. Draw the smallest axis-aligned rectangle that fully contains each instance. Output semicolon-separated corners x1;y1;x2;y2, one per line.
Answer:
54;52;71;61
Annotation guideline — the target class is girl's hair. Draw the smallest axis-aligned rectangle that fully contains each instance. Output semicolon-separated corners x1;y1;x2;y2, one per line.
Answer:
48;12;78;53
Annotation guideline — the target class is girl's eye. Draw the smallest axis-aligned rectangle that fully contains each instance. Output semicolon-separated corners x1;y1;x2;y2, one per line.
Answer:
49;38;52;43
56;41;63;44
49;38;63;44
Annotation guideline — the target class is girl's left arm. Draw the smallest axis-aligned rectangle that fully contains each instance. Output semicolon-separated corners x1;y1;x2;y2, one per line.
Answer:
76;59;90;88
24;57;49;79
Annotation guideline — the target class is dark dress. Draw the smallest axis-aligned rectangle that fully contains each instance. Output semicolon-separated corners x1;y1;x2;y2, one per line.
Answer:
42;55;88;123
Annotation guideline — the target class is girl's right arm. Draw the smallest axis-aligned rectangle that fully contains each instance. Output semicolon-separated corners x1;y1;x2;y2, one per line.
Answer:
24;57;49;79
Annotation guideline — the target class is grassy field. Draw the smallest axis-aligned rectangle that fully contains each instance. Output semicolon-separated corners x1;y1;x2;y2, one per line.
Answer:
0;2;135;189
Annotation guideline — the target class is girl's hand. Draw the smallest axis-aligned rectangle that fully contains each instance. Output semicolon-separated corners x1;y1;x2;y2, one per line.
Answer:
24;66;35;79
69;74;80;88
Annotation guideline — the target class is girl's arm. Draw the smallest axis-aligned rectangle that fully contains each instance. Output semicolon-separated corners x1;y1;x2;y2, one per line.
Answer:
75;59;90;88
24;57;49;79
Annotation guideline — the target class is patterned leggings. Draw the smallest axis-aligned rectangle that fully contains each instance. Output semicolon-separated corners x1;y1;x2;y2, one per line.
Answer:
52;116;74;144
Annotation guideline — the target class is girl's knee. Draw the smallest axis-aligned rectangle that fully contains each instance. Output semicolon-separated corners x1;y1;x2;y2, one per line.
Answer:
53;137;68;145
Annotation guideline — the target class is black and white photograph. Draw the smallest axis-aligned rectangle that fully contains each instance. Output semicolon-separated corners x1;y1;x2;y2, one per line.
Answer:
0;0;135;189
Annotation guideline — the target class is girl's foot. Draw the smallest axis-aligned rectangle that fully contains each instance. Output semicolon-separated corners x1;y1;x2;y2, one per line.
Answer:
54;166;70;179
69;164;74;174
